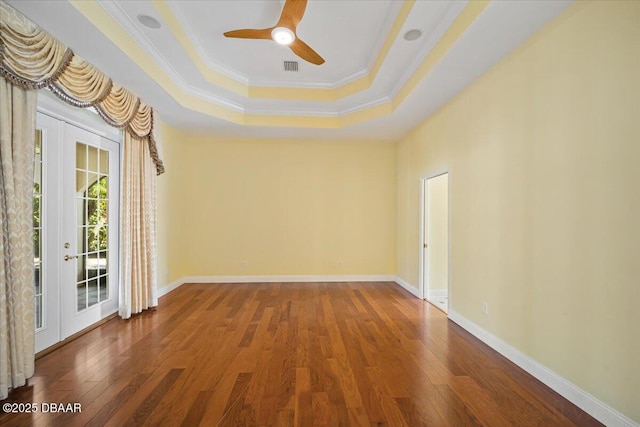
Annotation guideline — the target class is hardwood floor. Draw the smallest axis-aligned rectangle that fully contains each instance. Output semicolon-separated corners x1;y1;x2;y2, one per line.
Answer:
1;282;602;426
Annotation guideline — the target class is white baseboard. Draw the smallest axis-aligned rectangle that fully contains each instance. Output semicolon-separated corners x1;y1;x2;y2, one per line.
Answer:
159;275;423;300
182;274;395;284
157;278;186;298
157;274;396;297
448;309;639;427
427;289;448;299
392;276;420;297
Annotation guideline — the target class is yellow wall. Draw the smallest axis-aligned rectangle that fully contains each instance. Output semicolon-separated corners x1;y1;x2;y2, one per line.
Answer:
155;126;188;286
426;173;448;292
396;1;640;421
156;127;397;285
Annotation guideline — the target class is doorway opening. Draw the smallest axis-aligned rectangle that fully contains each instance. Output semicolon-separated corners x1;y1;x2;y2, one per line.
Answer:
421;172;450;313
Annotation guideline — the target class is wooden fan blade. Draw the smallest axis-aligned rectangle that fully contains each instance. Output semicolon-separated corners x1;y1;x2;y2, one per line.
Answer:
289;38;324;65
277;0;307;29
223;28;273;40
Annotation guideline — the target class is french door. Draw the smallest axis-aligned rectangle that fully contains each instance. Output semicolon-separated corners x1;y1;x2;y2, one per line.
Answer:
35;112;120;352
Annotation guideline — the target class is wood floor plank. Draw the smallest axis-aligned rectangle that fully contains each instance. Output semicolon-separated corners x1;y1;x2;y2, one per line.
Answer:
365;366;409;427
433;384;484;427
124;368;184;427
179;390;214;427
0;282;604;426
449;375;515;427
311;392;331;426
294;368;312;427
217;372;256;427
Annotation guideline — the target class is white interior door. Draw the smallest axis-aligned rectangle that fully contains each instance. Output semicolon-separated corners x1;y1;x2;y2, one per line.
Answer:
61;125;120;339
422;173;450;313
34;113;62;352
34;111;120;352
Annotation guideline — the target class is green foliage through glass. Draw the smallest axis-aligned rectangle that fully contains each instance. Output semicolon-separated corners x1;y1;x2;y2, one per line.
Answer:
87;177;108;252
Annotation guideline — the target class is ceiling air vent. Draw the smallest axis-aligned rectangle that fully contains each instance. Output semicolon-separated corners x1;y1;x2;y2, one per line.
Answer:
283;60;299;72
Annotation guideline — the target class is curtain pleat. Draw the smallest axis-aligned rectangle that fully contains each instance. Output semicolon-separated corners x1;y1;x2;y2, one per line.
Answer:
55;56;112;103
98;83;140;126
129;103;153;138
0;18;69;83
0;78;36;400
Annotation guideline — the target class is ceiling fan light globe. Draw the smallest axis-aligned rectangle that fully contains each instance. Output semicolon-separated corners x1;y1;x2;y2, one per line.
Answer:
271;27;295;45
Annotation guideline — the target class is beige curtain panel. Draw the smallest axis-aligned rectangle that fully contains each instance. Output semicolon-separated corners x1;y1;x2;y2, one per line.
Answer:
0;1;164;175
120;133;159;319
0;78;37;400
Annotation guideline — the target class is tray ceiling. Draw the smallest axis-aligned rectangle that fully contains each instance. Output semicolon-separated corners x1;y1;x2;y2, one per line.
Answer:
7;0;573;141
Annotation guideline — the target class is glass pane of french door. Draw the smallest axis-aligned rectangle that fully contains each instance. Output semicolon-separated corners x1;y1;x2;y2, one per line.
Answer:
34;130;44;330
75;143;111;311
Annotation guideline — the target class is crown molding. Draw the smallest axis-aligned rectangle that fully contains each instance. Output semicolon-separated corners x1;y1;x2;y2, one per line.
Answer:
244;106;339;118
365;0;407;74
248;67;369;90
242;95;391;117
338;96;391;116
97;0;180;81
166;1;251;85
97;0;245;113
390;0;469;99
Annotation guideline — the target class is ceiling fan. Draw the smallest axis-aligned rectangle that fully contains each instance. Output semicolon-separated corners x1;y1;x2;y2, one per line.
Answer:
223;0;325;65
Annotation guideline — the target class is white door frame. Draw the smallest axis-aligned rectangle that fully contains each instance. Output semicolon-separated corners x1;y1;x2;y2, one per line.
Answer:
419;170;451;313
35;91;122;352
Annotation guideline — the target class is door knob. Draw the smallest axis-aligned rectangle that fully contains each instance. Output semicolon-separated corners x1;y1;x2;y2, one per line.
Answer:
64;254;79;261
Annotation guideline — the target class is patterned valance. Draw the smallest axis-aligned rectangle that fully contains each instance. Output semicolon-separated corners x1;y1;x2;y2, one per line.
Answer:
0;1;165;175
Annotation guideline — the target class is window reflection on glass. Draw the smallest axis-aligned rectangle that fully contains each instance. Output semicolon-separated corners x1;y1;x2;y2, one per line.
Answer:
76;143;110;312
88;146;98;171
76;143;87;169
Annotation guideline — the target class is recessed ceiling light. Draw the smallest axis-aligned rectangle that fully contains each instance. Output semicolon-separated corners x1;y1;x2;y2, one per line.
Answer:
137;14;161;29
403;29;422;41
271;27;295;45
